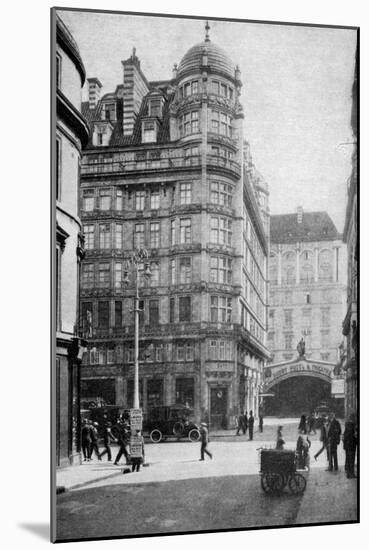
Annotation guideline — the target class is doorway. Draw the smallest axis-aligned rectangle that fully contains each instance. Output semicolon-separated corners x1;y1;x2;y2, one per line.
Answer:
210;386;228;429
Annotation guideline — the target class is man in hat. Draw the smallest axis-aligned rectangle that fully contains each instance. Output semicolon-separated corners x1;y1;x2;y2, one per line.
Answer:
90;422;102;461
99;421;117;462
199;422;213;461
114;419;130;466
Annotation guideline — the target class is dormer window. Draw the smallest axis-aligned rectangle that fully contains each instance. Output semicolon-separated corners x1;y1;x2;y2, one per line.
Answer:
149;99;162;118
92;121;113;147
104;102;116;121
142;120;157;143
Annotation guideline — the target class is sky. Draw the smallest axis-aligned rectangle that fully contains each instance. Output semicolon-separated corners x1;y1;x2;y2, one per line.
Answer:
58;9;357;233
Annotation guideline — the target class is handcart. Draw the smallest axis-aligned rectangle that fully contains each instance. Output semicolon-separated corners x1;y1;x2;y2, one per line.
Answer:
259;448;307;495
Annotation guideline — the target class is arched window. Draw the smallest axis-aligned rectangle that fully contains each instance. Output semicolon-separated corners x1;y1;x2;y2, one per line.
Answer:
318;250;333;282
282;251;296;284
300;250;314;283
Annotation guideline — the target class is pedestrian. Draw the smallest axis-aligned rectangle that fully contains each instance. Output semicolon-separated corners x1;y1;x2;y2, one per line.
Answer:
131;430;145;473
276;426;285;450
296;432;311;469
343;413;357;478
99;421;117;462
244;410;249;436
314;416;329;462
307;412;316;435
114;420;130;466
327;412;341;472
90;422;102;461
199;422;213;461
235;411;245;436
81;418;92;462
259;414;263;433
248;411;254;440
298;414;307;434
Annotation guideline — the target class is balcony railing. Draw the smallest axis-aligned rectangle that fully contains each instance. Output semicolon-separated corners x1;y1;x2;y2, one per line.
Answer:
81;153;241;177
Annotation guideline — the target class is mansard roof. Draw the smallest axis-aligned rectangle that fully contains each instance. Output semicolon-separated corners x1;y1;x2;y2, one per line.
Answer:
270;211;341;244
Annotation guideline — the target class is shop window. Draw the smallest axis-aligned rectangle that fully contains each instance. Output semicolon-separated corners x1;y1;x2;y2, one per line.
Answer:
175;378;194;407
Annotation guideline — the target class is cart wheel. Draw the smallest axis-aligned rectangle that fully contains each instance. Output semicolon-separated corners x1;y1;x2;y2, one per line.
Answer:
188;429;200;442
261;472;284;494
289;473;307;494
150;429;162;443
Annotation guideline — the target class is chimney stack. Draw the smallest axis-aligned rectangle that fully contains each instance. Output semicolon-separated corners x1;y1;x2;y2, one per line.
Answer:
297;206;303;224
87;77;103;109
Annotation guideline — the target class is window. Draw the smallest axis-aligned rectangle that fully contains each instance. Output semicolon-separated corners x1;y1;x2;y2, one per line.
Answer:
211;80;219;95
169;297;175;323
149;299;159;325
210;181;232;207
179;296;191;322
208;339;233;359
97;133;104;146
175;378;194;407
321;307;330;326
179;183;192;205
98;301;109;328
209;340;217;360
99;189;111;210
318;250;333;282
211;110;219;133
284;333;293;350
211;110;232;136
179;110;199;136
115;301;122;327
300;263;314;283
107;349;115;364
210;296;232;323
142;121;156;143
220;83;227;97
305;293;311;305
150;262;159;286
56;137;61;200
171;219;176;245
210;216;232;245
56;53;62;88
104;103;116;120
84;225;94;250
321;330;330;348
284;309;292;328
179;257;192;283
80;302;92;335
150;190;160;210
82;264;94;288
150;222;160;248
115;224;122;249
147;379;163;407
135;190;145;211
114;263;122;289
170;259;176;285
83;189;94;211
99;224;111;249
180;218;191;244
134;224;145;248
149;99;161;117
98;263;110;288
210;256;232;284
177;343;185;361
320;353;330;361
191;81;199;94
184;82;191;97
268;331;275;347
284;291;292;305
116;189;123;210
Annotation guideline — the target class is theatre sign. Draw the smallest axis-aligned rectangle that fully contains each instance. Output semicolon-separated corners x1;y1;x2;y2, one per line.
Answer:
263;358;335;391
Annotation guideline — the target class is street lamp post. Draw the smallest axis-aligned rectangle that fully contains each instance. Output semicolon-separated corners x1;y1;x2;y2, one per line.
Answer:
123;249;151;410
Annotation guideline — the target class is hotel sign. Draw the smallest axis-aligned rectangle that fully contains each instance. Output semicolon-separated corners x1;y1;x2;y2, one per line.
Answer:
265;360;333;389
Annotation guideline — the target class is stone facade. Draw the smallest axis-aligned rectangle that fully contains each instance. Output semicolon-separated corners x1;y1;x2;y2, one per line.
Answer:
79;25;270;428
55;14;89;467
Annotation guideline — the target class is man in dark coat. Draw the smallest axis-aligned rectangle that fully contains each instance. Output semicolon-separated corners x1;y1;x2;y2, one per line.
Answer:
248;411;255;440
99;422;117;462
343;414;357;478
90;422;102;461
327;412;341;471
259;414;263;433
81;418;92;462
244;411;249;436
314;417;329;462
114;420;130;466
199;422;213;460
235;412;245;436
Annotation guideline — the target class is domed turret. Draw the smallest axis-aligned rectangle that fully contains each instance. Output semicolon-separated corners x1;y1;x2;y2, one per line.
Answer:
177;22;235;81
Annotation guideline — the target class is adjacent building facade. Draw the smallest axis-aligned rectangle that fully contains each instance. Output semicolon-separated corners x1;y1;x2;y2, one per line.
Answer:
55;15;89;466
79;25;270;428
264;209;347;416
342;47;358;418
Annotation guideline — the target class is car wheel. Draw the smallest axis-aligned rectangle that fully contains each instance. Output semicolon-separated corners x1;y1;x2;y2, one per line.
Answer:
188;429;200;442
150;429;162;443
173;422;184;437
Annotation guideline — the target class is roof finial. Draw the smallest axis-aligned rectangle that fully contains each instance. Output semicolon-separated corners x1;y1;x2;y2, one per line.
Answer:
205;20;210;42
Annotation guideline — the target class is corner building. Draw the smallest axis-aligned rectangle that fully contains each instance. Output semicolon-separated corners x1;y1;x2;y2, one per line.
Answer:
80;26;270;428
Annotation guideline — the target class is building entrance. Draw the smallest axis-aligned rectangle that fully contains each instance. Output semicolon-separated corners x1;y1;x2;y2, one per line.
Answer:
264;376;331;417
210;386;228;429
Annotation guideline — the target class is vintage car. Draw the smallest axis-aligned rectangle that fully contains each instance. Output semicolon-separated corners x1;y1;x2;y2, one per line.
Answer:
143;404;200;443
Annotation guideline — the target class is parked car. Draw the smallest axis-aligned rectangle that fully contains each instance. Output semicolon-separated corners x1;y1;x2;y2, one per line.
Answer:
143;405;200;443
